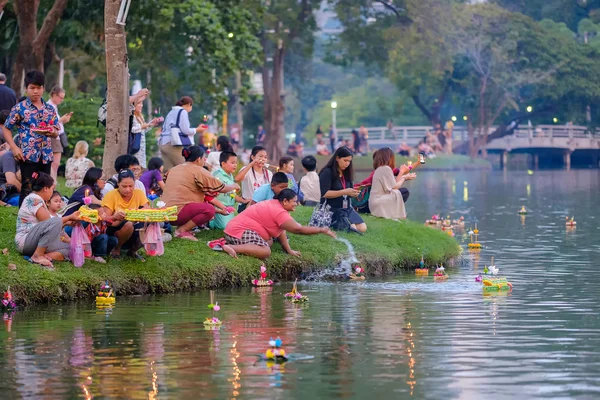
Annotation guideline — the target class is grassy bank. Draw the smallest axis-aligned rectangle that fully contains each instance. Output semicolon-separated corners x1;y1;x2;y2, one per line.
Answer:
0;206;460;304
312;154;491;172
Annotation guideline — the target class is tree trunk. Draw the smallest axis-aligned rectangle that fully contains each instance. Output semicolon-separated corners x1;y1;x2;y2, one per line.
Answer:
10;0;68;95
467;121;475;159
102;0;130;176
235;70;244;146
265;45;285;162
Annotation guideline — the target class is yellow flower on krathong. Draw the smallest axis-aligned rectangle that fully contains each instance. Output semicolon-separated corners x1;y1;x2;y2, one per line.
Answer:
473;229;479;234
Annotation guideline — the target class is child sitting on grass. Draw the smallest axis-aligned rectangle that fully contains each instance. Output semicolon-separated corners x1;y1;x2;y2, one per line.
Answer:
299;155;320;206
140;157;165;196
47;190;71;244
250;172;289;206
209;151;249;229
278;156;303;203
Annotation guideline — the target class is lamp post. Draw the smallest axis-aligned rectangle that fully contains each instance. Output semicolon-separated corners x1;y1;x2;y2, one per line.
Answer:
331;101;337;144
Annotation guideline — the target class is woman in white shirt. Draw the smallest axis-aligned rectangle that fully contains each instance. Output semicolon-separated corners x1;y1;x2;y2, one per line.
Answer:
234;146;273;212
158;96;206;171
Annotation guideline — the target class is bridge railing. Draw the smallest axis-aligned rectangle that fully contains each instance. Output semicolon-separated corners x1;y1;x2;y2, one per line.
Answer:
332;124;594;147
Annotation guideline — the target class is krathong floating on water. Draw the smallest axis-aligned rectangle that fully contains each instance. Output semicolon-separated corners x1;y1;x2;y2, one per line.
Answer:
477;258;513;293
284;279;309;303
415;256;429;276
252;264;273;287
1;287;16;312
349;264;366;280
204;290;222;327
565;216;576;227
518;205;528;215
264;337;288;362
467;224;482;250
425;214;442;225
96;281;115;306
452;216;465;228
433;265;448;281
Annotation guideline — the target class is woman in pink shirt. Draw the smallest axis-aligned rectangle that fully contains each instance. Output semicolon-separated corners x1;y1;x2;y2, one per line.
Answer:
222;189;336;259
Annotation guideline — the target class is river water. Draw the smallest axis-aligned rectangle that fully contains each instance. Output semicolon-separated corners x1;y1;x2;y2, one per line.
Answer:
0;169;599;399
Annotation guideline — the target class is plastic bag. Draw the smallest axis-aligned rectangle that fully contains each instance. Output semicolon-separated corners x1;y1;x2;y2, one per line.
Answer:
141;222;164;257
69;223;92;267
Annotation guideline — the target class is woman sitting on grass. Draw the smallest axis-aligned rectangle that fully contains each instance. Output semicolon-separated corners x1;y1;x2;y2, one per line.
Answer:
15;172;80;269
161;146;239;241
100;169;148;261
218;188;336;260
319;146;366;233
368;147;416;220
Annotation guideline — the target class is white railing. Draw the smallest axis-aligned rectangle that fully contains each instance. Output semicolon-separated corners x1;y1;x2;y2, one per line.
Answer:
332;124;593;146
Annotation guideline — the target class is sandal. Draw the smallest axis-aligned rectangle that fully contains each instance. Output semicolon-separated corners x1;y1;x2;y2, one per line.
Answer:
207;238;226;251
128;252;146;262
93;256;107;264
175;231;198;241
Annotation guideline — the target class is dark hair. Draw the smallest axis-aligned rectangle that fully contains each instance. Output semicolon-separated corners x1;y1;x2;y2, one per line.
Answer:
31;172;54;192
373;147;395;170
176;96;194;107
278;156;293;169
24;70;45;88
82;167;104;199
216;136;231;152
250;146;266;160
182;145;204;162
0;110;9;125
114;154;139;172
323;146;354;181
50;190;62;200
147;157;164;171
275;188;297;203
117;169;135;183
50;86;65;97
219;150;237;166
271;172;289;186
301;155;317;172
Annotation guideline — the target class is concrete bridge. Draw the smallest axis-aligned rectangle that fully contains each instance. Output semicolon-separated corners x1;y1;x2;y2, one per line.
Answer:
334;124;600;168
485;125;600;169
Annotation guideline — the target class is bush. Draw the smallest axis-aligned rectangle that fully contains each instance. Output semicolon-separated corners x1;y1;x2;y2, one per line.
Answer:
60;96;106;165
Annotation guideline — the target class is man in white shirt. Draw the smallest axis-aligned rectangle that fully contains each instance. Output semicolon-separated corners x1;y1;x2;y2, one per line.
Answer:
47;86;72;182
299;155;320;206
101;154;147;197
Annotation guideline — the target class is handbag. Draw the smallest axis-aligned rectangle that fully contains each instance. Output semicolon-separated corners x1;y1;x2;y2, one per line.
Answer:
69;223;92;267
59;132;68;150
128;131;142;155
308;201;333;228
170;109;192;146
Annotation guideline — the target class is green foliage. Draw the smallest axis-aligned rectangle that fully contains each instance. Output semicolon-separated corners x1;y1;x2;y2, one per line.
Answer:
0;206;460;304
59;96;106;163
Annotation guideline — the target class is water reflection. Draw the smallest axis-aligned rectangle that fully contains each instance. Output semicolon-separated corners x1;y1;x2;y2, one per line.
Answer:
0;170;599;398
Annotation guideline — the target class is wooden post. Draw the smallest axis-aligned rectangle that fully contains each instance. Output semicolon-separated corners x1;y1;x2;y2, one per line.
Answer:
564;150;571;171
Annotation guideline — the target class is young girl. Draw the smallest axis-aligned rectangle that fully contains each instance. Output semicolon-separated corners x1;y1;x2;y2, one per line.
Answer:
278;156;304;204
235;146;273;212
140;157;165;195
47;191;64;218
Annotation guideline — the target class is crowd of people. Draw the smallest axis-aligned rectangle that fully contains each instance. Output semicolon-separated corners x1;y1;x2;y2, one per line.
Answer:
0;70;418;269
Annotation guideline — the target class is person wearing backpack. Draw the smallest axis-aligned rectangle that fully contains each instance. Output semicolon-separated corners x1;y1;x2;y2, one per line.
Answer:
159;96;207;171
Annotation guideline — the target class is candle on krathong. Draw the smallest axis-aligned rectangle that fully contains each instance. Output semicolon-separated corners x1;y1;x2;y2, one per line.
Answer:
83;189;92;205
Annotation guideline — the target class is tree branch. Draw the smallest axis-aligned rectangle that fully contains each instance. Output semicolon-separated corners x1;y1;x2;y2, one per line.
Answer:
411;94;432;122
33;0;68;53
374;0;412;24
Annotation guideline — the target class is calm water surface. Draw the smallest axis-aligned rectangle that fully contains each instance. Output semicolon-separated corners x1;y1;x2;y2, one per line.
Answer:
1;170;599;399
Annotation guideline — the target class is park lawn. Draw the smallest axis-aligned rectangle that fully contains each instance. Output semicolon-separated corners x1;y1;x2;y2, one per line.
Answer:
312;154;491;172
0;206;460;304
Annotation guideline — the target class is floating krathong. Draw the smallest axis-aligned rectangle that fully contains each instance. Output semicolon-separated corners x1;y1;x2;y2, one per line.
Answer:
96;281;115;306
284;279;309;303
204;290;223;326
252;264;274;287
415;256;429;275
433;265;448;281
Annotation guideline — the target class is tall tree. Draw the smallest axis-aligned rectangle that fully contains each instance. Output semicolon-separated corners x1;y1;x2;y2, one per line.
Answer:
261;0;319;161
102;0;129;174
10;0;68;95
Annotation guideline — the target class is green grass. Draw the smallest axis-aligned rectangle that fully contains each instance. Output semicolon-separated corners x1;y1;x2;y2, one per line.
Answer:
0;206;460;304
311;154;491;172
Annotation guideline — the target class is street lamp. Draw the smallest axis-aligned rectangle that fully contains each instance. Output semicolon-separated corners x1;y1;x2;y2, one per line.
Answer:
526;106;533;113
331;101;337;143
